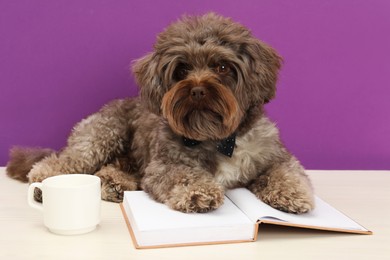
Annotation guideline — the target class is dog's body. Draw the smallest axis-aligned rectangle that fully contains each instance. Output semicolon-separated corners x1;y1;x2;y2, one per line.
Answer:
7;13;315;214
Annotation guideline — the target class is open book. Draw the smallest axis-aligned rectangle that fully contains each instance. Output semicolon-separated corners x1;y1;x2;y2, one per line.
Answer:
120;188;372;249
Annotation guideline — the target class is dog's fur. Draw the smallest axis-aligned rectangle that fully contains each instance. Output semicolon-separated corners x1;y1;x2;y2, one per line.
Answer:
6;13;315;214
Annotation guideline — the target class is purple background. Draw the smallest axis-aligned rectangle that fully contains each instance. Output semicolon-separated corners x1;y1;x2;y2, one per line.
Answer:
1;1;389;169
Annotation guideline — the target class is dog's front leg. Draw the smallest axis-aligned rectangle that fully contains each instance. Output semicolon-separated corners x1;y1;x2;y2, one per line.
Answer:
248;156;315;214
142;161;224;213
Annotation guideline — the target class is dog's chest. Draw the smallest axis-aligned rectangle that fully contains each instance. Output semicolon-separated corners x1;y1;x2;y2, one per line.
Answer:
214;137;258;188
214;139;259;189
214;118;278;188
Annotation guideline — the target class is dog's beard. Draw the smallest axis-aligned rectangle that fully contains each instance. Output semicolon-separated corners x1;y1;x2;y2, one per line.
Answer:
161;77;243;141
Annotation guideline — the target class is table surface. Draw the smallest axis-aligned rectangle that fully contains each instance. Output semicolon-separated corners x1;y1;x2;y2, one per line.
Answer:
1;167;389;260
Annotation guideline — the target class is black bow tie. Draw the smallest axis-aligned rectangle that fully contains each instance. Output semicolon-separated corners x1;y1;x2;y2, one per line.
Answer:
182;133;236;157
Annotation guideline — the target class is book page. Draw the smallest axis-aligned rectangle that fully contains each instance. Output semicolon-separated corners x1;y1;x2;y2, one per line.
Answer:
226;188;369;232
125;191;252;231
123;191;255;247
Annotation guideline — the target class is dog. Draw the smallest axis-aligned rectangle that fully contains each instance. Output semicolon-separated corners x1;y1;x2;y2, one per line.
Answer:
6;13;315;214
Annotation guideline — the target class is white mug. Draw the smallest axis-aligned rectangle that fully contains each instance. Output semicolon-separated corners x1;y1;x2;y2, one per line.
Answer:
28;174;101;235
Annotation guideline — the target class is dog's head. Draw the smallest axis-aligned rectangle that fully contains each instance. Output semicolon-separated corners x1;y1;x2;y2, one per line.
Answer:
133;13;281;141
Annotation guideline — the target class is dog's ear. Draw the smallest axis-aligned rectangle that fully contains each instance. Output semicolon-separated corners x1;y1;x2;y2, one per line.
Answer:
132;53;164;114
240;38;282;104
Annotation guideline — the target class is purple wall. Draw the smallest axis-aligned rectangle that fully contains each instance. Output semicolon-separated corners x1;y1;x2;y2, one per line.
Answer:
1;1;389;169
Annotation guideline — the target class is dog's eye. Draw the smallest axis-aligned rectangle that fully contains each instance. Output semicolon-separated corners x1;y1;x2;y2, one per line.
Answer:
214;63;230;74
173;63;190;81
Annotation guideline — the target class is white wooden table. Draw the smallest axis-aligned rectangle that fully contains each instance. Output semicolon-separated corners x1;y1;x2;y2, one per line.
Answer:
1;167;389;259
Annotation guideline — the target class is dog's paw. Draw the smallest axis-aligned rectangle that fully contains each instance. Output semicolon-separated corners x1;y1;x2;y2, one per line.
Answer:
166;183;224;213
100;181;125;202
96;166;139;203
253;175;314;214
260;189;315;214
99;177;138;203
34;187;43;203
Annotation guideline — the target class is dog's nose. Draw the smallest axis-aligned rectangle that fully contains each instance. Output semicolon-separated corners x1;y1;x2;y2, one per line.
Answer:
190;86;207;100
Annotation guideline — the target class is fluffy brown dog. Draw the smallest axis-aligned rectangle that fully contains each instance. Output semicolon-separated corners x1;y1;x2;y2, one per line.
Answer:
7;13;315;214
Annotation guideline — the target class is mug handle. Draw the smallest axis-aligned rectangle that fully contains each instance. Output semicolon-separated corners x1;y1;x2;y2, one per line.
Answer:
28;183;43;211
